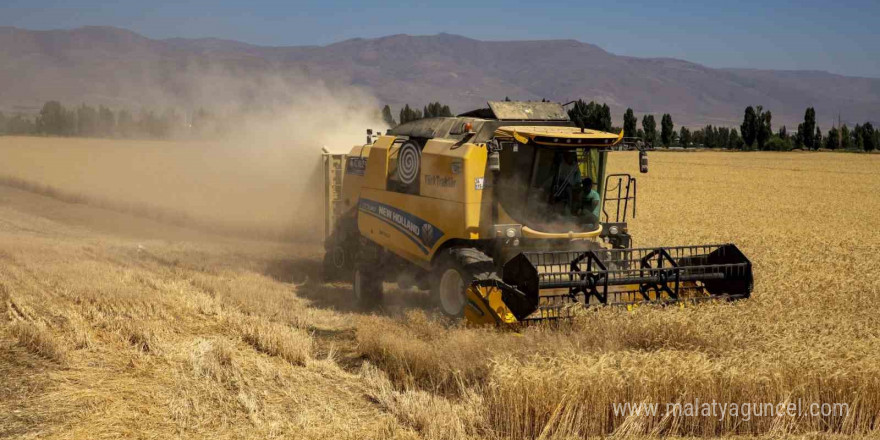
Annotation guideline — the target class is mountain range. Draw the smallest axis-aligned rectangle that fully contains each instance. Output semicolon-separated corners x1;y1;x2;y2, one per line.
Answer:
1;26;878;128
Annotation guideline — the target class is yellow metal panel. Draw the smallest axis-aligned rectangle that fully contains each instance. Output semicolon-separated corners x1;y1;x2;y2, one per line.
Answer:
358;187;467;266
461;142;487;205
465;201;483;237
340;145;369;210
464;284;518;326
419;139;487;239
364;136;394;190
495;125;623;147
420;139;464;201
419;140;487;205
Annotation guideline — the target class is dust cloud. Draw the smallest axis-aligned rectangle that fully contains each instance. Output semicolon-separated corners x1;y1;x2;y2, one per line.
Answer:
0;68;386;241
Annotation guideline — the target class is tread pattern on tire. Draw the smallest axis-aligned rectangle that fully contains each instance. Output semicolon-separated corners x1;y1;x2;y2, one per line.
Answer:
446;247;499;283
433;247;499;317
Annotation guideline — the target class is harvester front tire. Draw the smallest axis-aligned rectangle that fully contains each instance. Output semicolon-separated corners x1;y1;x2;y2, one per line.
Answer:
431;249;498;318
353;265;383;309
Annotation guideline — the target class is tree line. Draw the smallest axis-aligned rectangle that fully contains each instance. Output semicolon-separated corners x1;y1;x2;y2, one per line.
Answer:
0;101;224;139
3;99;876;152
568;99;876;152
381;102;453;127
567;99;745;149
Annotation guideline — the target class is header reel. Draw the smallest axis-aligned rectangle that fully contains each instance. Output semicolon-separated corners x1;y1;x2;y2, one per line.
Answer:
465;243;752;325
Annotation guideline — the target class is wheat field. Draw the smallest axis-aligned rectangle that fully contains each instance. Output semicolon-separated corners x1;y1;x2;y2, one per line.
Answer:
1;136;879;439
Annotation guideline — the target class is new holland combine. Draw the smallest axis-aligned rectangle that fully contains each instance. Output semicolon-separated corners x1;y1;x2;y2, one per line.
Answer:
322;101;752;325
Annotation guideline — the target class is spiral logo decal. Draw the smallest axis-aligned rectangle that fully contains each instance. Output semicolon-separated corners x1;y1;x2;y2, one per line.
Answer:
397;142;421;185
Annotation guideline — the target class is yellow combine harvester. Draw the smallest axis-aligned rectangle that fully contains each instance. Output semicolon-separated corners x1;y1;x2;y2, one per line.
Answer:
322;101;752;325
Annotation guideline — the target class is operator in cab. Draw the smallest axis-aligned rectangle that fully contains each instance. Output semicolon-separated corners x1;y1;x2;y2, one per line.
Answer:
580;177;601;226
542;151;602;227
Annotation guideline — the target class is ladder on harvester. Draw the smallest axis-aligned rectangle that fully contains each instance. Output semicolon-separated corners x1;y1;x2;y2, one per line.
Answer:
321;147;347;241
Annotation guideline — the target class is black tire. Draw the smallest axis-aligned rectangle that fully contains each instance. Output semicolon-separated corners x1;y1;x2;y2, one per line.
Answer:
322;244;348;281
430;248;498;318
322;211;359;282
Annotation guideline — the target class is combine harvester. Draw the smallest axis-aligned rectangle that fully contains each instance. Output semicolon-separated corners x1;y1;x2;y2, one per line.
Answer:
322;101;752;325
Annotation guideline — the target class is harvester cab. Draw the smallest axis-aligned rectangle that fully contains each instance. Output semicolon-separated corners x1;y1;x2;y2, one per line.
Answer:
321;101;752;326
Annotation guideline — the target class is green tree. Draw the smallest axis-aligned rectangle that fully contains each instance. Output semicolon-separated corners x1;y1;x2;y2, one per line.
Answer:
840;124;851;149
660;114;674;147
862;122;876;151
440;103;452;117
719;127;731;148
741;106;758;148
814;125;822;149
568;100;612;132
800;107;817;150
641;115;656;147
704;125;718;148
0;111;5;134
623;108;637;138
398;104;423;124
825;127;840;150
568;100;589;130
36;101;67;135
381;105;397;127
852;124;864;151
691;127;704;147
729;129;742;149
679;126;692;148
765;135;793;151
755;106;772;150
423;102;453;118
874;128;880;153
598;103;612;132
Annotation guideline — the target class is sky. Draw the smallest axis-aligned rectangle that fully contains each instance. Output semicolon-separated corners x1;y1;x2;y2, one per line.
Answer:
2;0;878;78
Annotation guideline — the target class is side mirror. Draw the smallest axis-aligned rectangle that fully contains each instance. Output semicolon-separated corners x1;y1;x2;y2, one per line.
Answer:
366;128;373;144
639;150;648;173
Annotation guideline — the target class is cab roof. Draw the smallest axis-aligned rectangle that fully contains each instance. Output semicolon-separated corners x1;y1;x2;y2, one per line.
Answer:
459;101;569;121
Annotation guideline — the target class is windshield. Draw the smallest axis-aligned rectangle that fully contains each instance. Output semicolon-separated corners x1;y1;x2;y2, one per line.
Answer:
497;142;604;232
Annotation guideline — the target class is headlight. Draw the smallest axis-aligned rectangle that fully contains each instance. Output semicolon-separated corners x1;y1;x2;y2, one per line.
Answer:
505;227;517;238
609;226;619;235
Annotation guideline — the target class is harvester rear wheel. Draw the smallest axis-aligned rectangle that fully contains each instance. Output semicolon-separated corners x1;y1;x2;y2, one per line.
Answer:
431;248;498;318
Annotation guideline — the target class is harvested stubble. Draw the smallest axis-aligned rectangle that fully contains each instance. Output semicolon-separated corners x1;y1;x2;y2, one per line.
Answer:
1;137;878;439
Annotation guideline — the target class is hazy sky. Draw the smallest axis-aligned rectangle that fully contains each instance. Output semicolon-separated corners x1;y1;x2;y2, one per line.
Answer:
3;0;878;78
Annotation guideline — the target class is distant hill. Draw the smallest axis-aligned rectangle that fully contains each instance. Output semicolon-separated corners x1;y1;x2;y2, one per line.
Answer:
1;26;877;128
